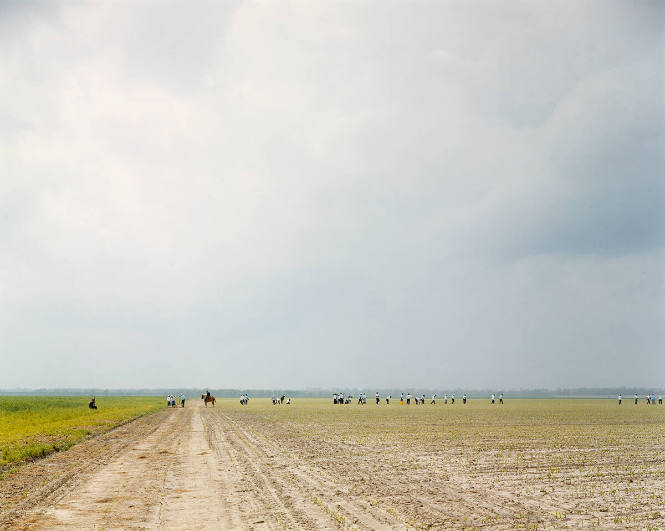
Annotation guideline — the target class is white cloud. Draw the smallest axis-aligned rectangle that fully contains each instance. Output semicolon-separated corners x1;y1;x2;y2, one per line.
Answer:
1;1;663;388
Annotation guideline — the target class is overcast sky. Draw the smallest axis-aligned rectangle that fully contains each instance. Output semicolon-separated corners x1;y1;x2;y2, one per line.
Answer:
1;1;663;390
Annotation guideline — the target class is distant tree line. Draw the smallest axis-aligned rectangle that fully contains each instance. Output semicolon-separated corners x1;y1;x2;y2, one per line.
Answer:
1;386;662;398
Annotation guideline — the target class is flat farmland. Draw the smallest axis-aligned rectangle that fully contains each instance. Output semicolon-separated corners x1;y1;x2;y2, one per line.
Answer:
3;398;664;530
215;398;665;529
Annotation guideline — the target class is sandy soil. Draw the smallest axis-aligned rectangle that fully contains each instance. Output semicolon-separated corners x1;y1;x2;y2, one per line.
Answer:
3;401;663;530
4;402;400;530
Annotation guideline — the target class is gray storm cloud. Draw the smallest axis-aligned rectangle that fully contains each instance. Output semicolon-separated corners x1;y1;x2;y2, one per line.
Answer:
1;1;663;389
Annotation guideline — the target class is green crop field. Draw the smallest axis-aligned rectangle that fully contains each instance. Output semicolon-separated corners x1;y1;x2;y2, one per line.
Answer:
0;396;162;468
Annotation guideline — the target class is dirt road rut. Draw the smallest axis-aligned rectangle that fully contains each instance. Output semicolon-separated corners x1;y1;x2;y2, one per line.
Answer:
5;403;403;530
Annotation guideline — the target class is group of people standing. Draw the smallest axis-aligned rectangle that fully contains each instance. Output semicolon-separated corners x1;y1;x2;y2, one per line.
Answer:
621;393;663;405
332;392;505;405
166;394;186;408
332;393;351;404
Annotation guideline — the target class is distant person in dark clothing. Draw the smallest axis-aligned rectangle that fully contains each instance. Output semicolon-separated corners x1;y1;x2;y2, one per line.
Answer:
88;397;97;410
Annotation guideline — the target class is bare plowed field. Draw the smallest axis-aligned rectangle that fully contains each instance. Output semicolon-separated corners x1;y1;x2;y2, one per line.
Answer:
2;399;664;529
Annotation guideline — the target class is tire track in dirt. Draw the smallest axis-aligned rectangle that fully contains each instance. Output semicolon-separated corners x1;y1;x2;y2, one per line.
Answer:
221;413;422;529
156;408;235;529
219;410;550;530
205;410;335;529
201;407;269;529
216;410;407;530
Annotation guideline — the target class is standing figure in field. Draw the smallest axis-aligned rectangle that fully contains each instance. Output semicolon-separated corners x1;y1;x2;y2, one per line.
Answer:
431;394;436;405
202;392;216;407
491;393;495;404
400;393;404;405
358;394;363;405
333;393;338;405
462;393;467;405
386;395;391;405
406;393;411;405
281;394;285;404
444;394;448;404
88;397;97;410
659;396;662;405
618;394;622;405
634;393;638;405
375;392;380;405
181;393;186;408
420;394;425;405
646;395;651;405
451;394;455;404
499;393;504;404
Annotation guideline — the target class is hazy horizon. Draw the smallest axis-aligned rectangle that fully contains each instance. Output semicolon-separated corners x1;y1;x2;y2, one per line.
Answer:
2;386;664;399
2;1;664;390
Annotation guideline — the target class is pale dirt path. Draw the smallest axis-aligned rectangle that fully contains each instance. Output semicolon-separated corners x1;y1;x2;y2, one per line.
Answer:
7;402;363;531
17;403;232;530
14;403;248;530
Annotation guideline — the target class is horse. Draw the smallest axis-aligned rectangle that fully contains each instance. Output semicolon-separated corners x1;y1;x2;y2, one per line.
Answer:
201;394;216;407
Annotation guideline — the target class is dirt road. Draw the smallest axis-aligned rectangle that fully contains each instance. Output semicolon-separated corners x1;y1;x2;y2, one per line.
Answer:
4;402;404;530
